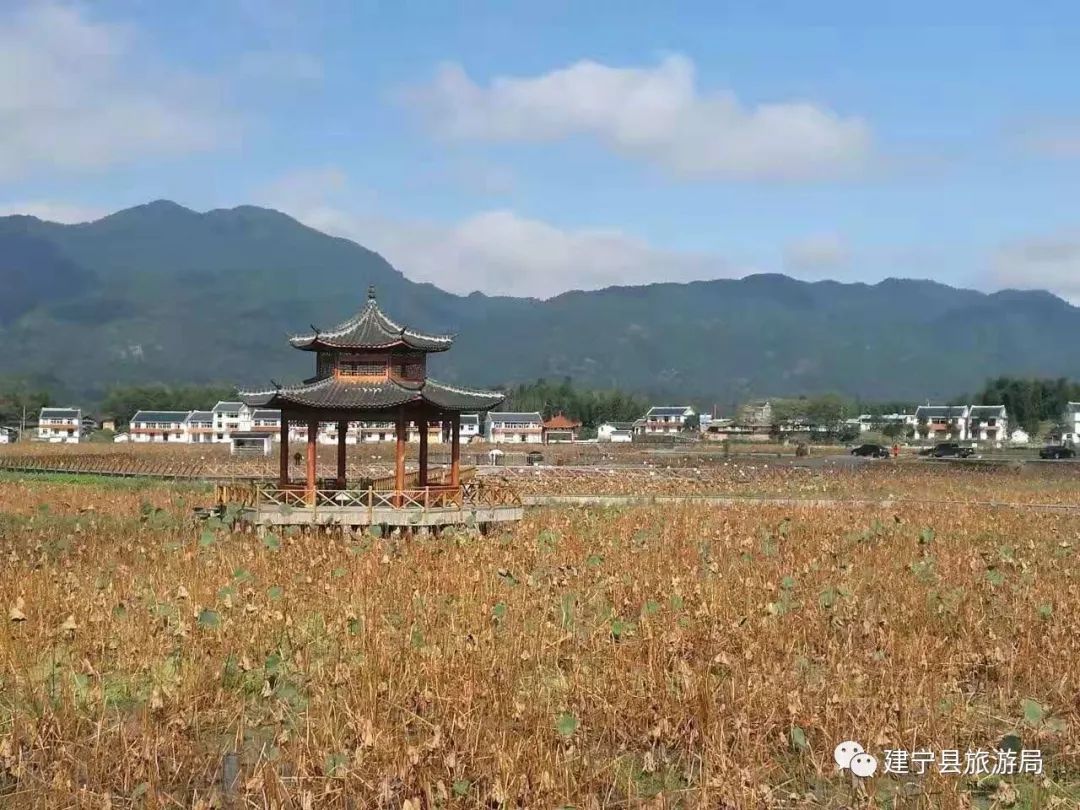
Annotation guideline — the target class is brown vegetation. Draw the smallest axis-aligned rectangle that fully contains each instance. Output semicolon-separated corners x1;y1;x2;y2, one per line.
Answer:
0;467;1077;807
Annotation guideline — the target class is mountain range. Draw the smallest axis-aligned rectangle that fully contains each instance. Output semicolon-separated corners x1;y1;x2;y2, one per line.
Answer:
2;199;1077;406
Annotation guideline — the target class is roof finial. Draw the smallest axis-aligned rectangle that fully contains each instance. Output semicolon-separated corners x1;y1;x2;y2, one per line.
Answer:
367;284;376;301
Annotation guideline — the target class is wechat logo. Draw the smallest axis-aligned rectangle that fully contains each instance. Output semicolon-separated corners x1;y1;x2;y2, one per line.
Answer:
834;740;878;778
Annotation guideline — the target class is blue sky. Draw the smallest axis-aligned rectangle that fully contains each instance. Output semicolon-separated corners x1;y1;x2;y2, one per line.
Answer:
4;1;1080;299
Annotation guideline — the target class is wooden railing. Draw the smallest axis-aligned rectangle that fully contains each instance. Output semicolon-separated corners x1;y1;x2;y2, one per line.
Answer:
0;454;205;478
249;476;520;510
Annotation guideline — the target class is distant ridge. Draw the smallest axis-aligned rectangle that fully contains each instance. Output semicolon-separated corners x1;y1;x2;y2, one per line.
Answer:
1;200;1077;403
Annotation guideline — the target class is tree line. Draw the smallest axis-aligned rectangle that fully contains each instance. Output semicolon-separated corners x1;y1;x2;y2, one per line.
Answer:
0;377;52;428
965;376;1080;435
501;378;649;432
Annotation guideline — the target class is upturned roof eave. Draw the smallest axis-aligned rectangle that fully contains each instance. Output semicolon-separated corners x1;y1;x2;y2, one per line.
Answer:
240;376;503;414
287;335;453;352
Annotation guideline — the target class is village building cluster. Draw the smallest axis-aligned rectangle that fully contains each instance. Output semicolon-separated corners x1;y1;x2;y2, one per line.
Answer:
20;399;1037;448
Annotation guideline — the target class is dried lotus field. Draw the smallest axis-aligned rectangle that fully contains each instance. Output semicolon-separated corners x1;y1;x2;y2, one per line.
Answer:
503;459;1080;506
0;468;1079;808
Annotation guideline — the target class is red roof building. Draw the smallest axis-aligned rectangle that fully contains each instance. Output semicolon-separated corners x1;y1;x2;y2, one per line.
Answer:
542;413;582;443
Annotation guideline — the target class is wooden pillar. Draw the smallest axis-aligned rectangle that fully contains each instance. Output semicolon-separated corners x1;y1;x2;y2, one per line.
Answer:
336;419;348;488
306;418;317;502
418;417;429;487
451;413;461;487
394;409;406;503
279;412;290;487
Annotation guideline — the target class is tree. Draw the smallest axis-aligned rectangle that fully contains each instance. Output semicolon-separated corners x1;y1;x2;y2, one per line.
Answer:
882;422;906;439
501;378;650;428
974;376;1080;436
0;377;52;433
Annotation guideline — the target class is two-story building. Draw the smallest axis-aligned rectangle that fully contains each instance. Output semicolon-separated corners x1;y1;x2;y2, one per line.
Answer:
242;407;282;438
212;401;244;442
737;400;773;428
914;405;970;441
485;412;543;443
637;406;695;435
37;407;82;443
129;410;189;442
967;405;1008;443
915;404;1009;444
1062;403;1080;442
184;411;215;443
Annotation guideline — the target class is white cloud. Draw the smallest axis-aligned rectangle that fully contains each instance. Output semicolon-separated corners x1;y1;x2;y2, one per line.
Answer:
0;2;233;180
992;232;1080;302
404;55;872;181
784;233;851;276
0;200;108;223
255;167;737;297
314;208;731;298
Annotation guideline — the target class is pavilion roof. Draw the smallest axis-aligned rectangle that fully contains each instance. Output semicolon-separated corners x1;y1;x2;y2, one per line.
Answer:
543;413;582;429
240;376;503;414
289;286;454;352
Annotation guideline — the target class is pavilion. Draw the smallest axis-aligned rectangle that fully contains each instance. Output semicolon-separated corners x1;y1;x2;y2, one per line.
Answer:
238;286;518;526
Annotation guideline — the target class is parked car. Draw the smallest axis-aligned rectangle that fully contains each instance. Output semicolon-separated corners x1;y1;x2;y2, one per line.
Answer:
1039;445;1076;460
850;443;890;458
925;442;975;458
525;450;544;466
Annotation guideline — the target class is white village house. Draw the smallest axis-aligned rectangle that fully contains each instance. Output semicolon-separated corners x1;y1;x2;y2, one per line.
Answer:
915;404;1009;443
184;410;215;443
1061;403;1080;444
212;401;244;442
459;413;481;442
914;405;971;441
485;412;543;443
636;406;695;435
967;405;1008;443
37;407;82;443
117;402;477;446
129;411;189;442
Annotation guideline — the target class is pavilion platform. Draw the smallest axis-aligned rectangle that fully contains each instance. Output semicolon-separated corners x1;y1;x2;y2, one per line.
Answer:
217;474;523;532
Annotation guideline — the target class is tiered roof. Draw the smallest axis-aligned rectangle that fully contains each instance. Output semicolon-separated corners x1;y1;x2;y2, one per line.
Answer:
241;286;502;414
289;286;454;353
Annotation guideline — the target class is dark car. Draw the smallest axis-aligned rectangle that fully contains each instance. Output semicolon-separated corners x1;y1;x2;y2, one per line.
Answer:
927;442;975;458
1039;445;1076;460
525;450;544;466
851;443;890;458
